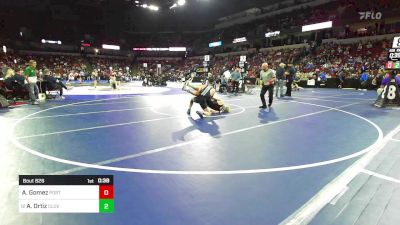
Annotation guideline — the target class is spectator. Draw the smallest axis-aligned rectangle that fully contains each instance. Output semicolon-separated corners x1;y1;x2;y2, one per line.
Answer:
275;63;286;98
359;71;369;90
92;70;99;88
230;67;241;94
24;60;40;105
42;69;68;99
286;63;296;97
337;67;345;88
319;70;328;87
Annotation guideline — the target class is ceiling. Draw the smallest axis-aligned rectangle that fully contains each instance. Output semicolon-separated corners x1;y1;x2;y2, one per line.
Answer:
0;0;286;40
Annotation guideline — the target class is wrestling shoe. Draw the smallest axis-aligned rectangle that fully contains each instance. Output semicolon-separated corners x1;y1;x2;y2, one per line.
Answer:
220;105;230;113
196;111;204;119
182;78;193;91
182;82;187;91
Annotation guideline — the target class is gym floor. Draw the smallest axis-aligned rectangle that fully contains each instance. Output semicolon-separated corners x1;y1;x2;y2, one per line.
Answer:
1;85;400;225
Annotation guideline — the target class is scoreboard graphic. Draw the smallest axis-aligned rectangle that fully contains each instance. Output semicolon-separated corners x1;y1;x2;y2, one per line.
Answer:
379;36;400;107
19;175;114;213
386;36;400;69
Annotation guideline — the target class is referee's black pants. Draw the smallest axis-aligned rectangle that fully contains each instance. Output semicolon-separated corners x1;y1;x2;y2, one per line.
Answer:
260;84;274;107
286;79;293;96
232;80;239;93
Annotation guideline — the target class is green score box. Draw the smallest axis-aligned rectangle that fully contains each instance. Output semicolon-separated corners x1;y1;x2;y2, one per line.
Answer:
99;199;114;213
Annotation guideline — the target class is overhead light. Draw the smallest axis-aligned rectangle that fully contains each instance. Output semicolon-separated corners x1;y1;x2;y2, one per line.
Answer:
302;21;332;32
177;0;186;6
133;47;186;52
134;0;139;3
209;41;222;48
148;5;159;11
265;31;280;38
233;37;247;44
3;45;6;53
41;39;62;44
168;47;186;52
170;3;177;9
102;44;120;50
139;3;158;11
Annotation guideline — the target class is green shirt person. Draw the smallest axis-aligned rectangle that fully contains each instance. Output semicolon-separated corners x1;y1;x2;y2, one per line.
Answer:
24;60;38;83
24;65;36;77
24;60;40;105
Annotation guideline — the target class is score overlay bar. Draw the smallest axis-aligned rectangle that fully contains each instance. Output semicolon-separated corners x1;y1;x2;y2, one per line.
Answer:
19;175;114;213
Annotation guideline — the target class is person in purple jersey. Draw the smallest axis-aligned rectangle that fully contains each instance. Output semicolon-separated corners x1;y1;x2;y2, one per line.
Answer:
377;72;400;96
380;73;391;86
396;73;400;86
381;72;400;86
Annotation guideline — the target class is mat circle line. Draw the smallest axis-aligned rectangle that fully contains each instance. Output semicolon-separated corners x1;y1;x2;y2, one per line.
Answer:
9;97;383;175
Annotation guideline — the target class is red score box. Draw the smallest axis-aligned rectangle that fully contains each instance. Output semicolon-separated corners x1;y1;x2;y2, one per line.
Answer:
99;185;114;199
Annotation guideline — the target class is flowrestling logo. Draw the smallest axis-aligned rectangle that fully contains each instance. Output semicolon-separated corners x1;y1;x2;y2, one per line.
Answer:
359;11;382;20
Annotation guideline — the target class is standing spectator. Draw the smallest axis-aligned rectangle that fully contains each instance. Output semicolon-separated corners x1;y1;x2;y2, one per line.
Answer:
359;71;369;90
259;63;276;110
230;67;241;94
219;74;228;93
275;63;285;98
286;63;296;97
24;60;40;105
314;69;320;87
371;74;378;90
92;70;99;88
223;68;232;92
337;67;345;89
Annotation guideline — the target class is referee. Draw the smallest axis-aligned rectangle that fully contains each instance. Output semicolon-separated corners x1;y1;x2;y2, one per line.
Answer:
259;63;276;109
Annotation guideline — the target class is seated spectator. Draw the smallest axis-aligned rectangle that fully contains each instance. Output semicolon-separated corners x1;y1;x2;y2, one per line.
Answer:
319;70;327;87
357;43;363;51
42;69;68;99
4;69;26;90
